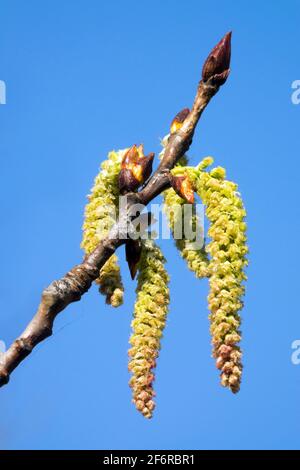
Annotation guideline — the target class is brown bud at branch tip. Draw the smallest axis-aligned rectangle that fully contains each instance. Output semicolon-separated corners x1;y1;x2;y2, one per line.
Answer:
202;31;231;86
126;239;142;280
170;108;190;134
170;174;194;203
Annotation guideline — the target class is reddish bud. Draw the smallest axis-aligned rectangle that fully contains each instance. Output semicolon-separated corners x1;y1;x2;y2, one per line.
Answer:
202;32;232;85
126;239;142;280
121;145;140;167
138;152;155;183
170;174;194;203
170;108;190;134
119;145;154;193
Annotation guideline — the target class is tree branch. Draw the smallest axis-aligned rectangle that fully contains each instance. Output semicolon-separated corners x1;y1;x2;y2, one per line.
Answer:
0;236;122;386
0;34;230;388
138;79;220;204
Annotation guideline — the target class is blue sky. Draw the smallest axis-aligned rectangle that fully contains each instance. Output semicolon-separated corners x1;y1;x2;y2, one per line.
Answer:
0;0;299;450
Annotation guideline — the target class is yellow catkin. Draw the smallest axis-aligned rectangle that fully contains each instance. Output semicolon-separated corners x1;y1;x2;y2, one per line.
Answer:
160;137;209;278
191;163;248;393
128;240;170;418
81;149;127;307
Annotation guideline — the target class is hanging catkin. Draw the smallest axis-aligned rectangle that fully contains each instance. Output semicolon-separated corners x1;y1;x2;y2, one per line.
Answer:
128;240;170;418
160;136;209;278
81;150;126;307
191;162;248;393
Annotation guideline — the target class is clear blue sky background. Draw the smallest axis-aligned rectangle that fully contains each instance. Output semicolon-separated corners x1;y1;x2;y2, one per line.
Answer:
0;0;299;450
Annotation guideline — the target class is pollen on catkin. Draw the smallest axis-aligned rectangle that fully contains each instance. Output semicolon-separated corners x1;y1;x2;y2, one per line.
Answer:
81;149;127;307
128;239;170;419
191;162;248;393
160;137;209;278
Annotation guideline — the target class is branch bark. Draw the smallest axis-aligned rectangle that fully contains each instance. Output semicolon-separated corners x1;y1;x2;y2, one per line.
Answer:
138;80;220;204
0;51;227;387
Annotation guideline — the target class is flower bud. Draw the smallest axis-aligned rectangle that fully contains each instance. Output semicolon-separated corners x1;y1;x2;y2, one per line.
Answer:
138;152;155;183
170;108;190;134
118;145;154;193
126;239;142;280
169;174;195;203
202;32;231;86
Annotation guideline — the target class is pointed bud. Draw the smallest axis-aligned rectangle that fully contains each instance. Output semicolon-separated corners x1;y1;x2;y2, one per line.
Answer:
170;174;194;203
170;108;190;134
121;144;140;167
126;239;142;280
138;152;155;182
202;32;231;85
119;145;154;194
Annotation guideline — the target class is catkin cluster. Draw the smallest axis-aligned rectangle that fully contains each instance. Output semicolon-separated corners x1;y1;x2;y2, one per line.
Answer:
160;138;209;278
82;138;248;415
81;150;126;307
190;160;248;393
128;240;170;418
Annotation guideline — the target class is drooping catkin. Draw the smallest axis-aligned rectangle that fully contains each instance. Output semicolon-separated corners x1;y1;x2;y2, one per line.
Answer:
191;162;248;393
128;240;170;418
160;137;209;278
81;150;126;307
